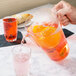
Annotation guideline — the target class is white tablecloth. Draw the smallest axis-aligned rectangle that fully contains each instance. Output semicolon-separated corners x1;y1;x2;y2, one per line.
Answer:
0;4;76;76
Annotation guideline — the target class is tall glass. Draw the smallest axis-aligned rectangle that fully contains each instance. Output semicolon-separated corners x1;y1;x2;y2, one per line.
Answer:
3;18;17;42
12;45;31;76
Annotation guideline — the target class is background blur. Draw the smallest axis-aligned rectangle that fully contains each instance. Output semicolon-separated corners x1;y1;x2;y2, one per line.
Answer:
0;0;76;18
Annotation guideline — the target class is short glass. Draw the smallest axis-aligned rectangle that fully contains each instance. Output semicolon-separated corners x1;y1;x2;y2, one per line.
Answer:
3;18;17;42
12;45;31;76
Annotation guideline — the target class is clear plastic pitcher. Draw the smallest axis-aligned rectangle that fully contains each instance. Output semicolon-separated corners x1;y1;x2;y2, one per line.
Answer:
27;10;69;61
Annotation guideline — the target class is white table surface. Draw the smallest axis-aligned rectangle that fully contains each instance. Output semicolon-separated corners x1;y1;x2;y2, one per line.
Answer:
0;4;76;76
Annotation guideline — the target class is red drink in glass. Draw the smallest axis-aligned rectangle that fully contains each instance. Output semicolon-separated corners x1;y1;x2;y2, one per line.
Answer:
3;18;17;42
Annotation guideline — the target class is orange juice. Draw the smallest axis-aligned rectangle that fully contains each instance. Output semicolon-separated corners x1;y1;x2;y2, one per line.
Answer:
28;23;69;61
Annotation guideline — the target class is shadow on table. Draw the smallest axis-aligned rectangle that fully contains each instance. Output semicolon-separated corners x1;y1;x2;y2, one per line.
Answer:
57;58;76;76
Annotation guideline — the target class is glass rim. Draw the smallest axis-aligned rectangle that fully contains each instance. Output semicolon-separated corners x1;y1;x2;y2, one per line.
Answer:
3;17;17;23
28;21;61;36
12;44;31;56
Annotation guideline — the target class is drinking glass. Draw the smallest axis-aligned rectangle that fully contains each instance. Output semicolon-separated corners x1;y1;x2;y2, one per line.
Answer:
12;45;31;76
3;18;17;42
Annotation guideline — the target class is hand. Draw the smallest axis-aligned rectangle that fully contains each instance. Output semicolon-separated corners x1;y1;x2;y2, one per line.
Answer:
52;1;76;26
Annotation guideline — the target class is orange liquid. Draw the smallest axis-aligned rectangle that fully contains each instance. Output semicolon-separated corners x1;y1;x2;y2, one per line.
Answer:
3;18;17;42
28;23;69;61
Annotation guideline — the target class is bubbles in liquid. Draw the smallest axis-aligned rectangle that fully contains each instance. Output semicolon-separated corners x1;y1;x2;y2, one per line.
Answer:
14;53;30;62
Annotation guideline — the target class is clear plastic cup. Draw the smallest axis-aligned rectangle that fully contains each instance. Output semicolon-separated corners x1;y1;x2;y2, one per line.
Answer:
12;45;31;76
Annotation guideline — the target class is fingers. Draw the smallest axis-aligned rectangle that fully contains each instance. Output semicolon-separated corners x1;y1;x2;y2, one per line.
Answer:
57;13;69;26
62;19;69;26
61;1;71;8
52;1;71;15
52;0;71;26
53;1;67;12
54;2;63;12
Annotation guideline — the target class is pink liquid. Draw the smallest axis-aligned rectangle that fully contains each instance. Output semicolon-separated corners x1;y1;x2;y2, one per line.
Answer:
14;53;30;76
